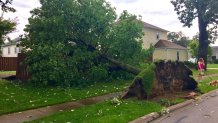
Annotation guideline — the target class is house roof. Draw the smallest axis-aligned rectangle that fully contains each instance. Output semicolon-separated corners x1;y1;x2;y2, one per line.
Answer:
154;39;187;50
2;37;20;47
143;22;168;32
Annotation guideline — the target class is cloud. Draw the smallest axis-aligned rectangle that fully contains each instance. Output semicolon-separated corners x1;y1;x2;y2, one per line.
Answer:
13;1;31;9
106;0;200;38
3;0;217;45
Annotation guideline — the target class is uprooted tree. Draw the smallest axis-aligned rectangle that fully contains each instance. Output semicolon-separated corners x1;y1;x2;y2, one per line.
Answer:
21;0;197;99
122;61;197;99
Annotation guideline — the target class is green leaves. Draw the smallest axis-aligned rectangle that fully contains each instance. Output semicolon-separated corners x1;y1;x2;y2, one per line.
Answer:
0;18;16;45
23;0;145;87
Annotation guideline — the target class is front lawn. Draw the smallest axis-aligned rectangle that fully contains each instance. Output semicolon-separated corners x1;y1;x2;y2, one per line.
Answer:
28;69;218;123
29;99;162;123
207;64;218;68
2;66;218;122
192;68;218;76
0;80;131;115
198;76;218;93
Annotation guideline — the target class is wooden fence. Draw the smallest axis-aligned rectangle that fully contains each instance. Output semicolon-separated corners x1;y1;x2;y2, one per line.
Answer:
0;57;17;71
16;53;29;81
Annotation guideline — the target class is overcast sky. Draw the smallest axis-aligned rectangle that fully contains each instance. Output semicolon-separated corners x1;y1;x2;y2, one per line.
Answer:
2;0;217;45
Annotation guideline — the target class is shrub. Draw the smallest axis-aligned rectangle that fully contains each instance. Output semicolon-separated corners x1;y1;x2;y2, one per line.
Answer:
184;61;197;69
87;65;108;82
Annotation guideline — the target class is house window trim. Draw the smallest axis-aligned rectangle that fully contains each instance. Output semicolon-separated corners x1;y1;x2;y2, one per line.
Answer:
8;47;10;55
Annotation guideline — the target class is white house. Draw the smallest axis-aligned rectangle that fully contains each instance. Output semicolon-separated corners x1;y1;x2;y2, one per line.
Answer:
141;21;189;61
1;37;22;57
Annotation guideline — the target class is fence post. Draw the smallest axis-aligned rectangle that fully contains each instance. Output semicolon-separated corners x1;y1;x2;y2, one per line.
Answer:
16;53;29;81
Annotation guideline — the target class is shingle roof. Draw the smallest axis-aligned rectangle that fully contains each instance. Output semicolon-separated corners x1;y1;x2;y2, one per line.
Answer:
143;22;168;32
154;39;187;50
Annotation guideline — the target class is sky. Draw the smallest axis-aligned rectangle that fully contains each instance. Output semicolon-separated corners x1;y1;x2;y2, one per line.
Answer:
2;0;217;45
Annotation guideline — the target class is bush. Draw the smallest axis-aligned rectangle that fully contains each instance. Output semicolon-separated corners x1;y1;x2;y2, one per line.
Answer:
184;61;197;69
109;70;134;80
213;59;218;64
87;65;108;82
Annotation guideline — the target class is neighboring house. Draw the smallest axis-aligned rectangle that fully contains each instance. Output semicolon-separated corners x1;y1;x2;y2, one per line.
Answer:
141;21;189;61
142;22;168;49
153;39;188;61
1;37;22;57
211;46;218;61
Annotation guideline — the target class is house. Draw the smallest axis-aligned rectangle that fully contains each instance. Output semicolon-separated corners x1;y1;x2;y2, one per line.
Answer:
153;39;188;61
1;37;22;57
141;21;189;61
211;46;218;61
142;22;168;49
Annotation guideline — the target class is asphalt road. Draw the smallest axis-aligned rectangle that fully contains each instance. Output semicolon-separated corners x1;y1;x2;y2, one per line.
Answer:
151;90;218;123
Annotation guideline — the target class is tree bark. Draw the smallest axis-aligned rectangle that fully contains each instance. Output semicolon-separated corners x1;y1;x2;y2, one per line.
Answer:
197;4;209;69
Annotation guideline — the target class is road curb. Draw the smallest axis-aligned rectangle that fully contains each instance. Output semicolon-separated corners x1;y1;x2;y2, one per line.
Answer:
129;99;194;123
129;89;218;123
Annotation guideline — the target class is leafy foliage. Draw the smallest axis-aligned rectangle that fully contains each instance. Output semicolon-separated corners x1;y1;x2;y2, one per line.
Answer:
0;18;16;45
171;0;218;65
0;0;16;46
188;38;212;60
135;64;154;95
167;31;189;47
0;0;16;13
22;0;145;86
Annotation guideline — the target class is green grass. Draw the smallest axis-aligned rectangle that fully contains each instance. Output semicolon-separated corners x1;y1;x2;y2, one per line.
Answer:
198;76;218;93
192;69;218;77
0;71;16;74
29;99;162;123
0;80;131;115
207;64;218;68
2;65;218;122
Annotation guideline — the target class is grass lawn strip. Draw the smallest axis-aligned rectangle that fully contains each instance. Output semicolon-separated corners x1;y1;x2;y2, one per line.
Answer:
0;71;16;75
0;80;130;115
29;99;162;123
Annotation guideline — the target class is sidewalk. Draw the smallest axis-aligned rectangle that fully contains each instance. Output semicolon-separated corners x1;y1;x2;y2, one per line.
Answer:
0;92;123;123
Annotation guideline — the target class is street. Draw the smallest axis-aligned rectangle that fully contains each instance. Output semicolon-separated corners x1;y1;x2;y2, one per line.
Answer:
151;90;218;123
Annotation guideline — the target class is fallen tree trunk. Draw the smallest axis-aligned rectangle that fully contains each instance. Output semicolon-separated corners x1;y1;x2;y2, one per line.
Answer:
76;39;197;99
102;55;141;75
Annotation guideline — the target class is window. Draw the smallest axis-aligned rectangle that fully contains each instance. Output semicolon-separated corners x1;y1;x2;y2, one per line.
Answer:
8;47;10;54
18;48;21;53
156;32;160;40
14;47;17;54
177;51;180;61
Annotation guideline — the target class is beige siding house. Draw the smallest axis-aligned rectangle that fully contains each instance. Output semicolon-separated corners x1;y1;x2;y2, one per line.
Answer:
142;22;168;49
1;37;22;57
153;39;188;61
141;22;188;61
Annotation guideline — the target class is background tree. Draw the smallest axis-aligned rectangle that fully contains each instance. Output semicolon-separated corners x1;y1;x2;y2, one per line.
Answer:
171;0;218;67
167;31;189;47
22;0;145;87
0;0;16;47
188;34;212;63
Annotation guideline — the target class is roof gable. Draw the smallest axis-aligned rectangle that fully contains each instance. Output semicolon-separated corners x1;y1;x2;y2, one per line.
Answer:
143;22;168;32
2;37;20;47
154;39;187;50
